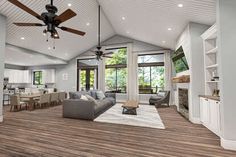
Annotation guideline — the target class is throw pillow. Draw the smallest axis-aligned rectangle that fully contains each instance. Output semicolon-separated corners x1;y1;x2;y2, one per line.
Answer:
80;95;88;101
85;94;97;104
158;92;166;97
96;91;106;100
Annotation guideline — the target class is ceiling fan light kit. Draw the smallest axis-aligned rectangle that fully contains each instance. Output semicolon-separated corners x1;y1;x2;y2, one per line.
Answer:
8;0;86;41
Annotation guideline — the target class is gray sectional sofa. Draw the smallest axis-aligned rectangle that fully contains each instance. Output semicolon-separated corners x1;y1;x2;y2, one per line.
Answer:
63;90;116;120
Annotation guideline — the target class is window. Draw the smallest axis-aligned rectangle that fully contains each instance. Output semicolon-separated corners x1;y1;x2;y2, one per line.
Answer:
105;47;127;93
77;59;98;91
138;54;165;94
33;71;43;85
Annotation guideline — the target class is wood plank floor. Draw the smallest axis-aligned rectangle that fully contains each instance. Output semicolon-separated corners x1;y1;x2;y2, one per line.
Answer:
0;105;236;157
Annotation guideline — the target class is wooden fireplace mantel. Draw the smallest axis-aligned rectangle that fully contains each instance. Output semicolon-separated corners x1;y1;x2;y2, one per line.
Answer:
172;75;190;83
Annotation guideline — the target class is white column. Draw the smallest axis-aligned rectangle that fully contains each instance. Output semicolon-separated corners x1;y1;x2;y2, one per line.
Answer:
217;0;236;151
0;14;6;122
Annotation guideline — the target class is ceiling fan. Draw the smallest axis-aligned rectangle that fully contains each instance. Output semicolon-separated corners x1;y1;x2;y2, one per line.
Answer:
90;5;113;60
8;0;86;39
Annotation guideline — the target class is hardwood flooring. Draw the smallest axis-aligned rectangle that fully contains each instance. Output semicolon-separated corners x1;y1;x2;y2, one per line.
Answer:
0;105;235;157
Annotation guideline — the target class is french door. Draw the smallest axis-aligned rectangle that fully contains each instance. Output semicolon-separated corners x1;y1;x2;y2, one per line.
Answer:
77;59;98;91
79;69;97;91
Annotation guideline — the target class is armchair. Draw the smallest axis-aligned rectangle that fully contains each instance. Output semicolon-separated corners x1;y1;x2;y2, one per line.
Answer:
149;90;170;107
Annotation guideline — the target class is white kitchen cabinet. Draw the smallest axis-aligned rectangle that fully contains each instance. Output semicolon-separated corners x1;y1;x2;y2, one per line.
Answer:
200;97;220;136
40;69;55;84
23;70;31;83
44;69;55;84
200;97;210;124
209;99;220;136
4;69;31;84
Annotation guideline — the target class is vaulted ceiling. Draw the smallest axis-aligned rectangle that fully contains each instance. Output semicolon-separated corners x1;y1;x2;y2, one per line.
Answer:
0;0;115;61
98;0;216;49
0;0;216;66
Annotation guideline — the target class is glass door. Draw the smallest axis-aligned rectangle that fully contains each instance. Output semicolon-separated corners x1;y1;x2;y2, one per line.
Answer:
79;69;96;91
77;59;98;91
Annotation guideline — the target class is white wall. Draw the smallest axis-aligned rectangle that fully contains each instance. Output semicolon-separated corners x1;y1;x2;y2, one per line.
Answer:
174;22;209;123
0;14;6;122
217;0;236;151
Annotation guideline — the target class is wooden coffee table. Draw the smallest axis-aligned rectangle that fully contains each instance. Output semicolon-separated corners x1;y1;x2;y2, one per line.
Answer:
122;100;139;115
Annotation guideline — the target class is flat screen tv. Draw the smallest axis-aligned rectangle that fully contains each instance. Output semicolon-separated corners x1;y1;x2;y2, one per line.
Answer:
172;46;189;73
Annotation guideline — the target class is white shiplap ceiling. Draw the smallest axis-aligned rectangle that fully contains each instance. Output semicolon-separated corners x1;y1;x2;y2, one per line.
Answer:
0;0;216;66
98;0;216;49
0;0;115;62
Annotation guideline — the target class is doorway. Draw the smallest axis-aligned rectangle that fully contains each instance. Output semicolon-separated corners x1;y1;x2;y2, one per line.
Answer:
77;59;98;91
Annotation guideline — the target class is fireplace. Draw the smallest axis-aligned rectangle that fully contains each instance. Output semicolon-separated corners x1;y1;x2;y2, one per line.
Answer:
178;88;189;119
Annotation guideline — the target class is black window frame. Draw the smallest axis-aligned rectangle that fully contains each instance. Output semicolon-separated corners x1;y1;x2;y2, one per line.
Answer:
138;53;165;94
105;47;127;93
33;71;43;85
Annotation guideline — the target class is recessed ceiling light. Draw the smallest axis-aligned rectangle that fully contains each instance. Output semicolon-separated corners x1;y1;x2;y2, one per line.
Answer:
48;47;51;50
178;4;183;8
20;37;25;40
68;3;72;7
168;28;172;31
162;41;166;44
86;22;90;26
122;16;126;20
126;31;130;34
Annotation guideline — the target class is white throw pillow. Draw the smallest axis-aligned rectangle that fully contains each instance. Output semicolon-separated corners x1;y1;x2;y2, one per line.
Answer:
80;95;88;101
158;92;166;97
96;91;106;100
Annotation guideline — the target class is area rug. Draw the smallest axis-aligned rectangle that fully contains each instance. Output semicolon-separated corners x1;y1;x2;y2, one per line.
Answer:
94;103;165;129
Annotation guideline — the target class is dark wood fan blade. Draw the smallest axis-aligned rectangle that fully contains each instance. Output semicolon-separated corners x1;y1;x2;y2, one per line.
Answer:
14;23;44;26
8;0;43;20
55;9;76;24
103;52;114;55
60;26;86;36
102;55;113;58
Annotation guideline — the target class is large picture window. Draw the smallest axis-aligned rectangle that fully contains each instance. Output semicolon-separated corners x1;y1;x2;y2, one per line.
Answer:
105;47;127;93
33;71;43;85
138;54;165;94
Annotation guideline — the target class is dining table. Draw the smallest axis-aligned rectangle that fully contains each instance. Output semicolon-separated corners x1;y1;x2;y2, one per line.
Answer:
20;94;41;111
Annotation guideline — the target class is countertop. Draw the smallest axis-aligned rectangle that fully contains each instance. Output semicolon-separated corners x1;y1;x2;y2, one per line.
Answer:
199;95;220;101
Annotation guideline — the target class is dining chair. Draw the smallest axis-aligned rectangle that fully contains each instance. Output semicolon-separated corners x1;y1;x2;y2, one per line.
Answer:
58;92;66;105
50;93;59;106
10;95;27;112
36;94;51;108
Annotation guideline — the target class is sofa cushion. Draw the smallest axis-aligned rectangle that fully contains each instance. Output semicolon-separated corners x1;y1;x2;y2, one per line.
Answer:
69;91;91;99
96;91;105;100
69;92;81;99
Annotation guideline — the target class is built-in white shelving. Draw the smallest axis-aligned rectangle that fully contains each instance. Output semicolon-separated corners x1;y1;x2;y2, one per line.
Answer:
201;24;220;96
206;64;218;69
206;47;218;55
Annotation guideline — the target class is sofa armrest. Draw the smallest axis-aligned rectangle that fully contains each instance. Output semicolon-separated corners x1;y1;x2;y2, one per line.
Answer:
105;92;116;99
63;99;96;120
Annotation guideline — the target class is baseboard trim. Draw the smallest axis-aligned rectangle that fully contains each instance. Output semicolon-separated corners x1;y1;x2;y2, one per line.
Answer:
221;137;236;151
189;117;201;124
0;115;3;122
